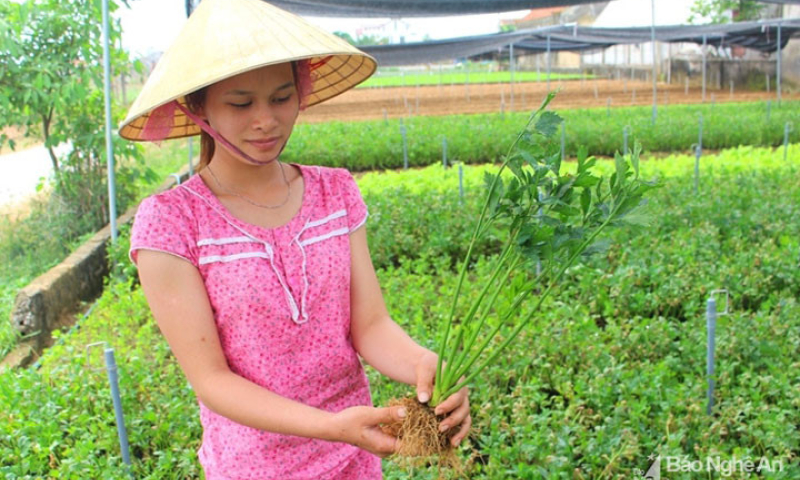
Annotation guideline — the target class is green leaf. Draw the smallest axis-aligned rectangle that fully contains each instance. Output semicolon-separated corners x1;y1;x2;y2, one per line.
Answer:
580;187;591;219
631;141;641;179
535;111;562;138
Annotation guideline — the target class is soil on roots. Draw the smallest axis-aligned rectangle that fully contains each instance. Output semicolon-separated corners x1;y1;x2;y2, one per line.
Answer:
381;397;464;474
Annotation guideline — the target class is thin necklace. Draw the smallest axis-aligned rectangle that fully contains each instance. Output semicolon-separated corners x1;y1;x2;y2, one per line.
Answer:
206;161;292;209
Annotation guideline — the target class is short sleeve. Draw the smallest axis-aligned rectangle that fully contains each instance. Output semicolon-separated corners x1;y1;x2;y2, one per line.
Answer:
129;193;199;267
339;169;368;232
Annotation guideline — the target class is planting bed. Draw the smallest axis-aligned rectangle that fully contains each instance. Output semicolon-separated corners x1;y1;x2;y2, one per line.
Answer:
2;146;798;478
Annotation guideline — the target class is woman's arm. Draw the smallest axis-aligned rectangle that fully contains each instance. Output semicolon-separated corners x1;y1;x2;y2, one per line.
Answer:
349;227;472;444
136;249;404;456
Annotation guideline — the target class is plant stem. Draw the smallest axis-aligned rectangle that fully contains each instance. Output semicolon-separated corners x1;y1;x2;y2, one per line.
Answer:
434;107;545;393
440;246;519;394
438;202;621;401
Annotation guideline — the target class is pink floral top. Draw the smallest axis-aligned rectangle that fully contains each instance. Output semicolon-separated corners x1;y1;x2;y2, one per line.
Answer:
129;164;382;480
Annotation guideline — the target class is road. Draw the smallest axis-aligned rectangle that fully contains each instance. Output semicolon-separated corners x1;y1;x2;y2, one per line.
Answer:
0;144;68;212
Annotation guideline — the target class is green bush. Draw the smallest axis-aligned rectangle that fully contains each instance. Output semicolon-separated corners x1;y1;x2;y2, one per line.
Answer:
285;101;800;171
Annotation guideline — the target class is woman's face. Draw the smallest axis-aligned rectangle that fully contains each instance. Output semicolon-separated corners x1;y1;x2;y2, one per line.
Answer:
201;63;300;165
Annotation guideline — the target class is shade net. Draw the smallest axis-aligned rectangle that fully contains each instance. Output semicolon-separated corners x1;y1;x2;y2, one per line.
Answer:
268;0;601;17
266;0;800;17
358;19;800;65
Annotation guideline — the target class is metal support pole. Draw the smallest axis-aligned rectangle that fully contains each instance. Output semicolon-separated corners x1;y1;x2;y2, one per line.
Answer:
693;143;701;194
400;121;408;169
650;0;657;125
105;348;132;469
777;24;782;104
706;297;716;415
667;44;672;85
698;114;704;157
623;125;630;156
785;122;793;162
509;43;515;111
87;343;133;477
546;35;552;92
536;189;543;275
702;35;707;103
102;0;117;243
706;290;729;415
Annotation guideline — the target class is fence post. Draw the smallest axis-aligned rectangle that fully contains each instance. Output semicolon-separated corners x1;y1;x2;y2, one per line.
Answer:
777;23;782;105
693;143;701;194
706;296;716;415
400;120;408;169
784;122;793;162
509;42;515;111
546;35;552;92
623;125;631;156
87;343;133;477
706;290;729;415
698;113;704;157
702;35;707;102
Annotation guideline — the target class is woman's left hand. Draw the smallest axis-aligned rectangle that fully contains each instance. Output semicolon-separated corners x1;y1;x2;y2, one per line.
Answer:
415;351;472;447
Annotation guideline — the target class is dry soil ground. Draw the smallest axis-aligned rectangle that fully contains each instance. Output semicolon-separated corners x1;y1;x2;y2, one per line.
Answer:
297;78;797;124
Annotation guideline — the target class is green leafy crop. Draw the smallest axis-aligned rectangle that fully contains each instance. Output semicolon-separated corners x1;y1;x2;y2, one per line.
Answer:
431;93;658;405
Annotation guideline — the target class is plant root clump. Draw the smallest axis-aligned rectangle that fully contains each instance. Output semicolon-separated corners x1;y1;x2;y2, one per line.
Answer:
380;397;463;473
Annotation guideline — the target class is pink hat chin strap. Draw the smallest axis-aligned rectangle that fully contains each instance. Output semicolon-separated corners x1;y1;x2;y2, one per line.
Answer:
173;101;285;165
140;100;286;166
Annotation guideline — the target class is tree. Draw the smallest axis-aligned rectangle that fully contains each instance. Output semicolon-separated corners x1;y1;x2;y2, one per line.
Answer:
0;0;148;237
688;0;764;23
333;31;389;46
333;31;356;45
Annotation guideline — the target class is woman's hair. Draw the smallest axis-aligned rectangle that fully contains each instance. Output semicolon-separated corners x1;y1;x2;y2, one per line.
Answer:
185;60;314;171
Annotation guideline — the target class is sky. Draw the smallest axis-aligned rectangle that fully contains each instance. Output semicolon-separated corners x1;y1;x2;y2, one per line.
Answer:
115;0;530;58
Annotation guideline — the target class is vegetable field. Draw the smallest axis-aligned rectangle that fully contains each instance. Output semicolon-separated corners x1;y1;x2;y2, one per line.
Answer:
2;144;798;478
286;101;800;171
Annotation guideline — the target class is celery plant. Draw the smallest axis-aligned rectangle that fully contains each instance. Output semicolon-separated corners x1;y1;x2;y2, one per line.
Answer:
431;93;657;406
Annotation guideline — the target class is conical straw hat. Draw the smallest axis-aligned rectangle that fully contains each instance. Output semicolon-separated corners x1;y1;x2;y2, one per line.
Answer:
120;0;376;141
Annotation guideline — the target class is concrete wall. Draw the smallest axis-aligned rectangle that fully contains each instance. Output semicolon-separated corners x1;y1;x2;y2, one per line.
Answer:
669;58;777;89
6;163;194;366
783;5;800;88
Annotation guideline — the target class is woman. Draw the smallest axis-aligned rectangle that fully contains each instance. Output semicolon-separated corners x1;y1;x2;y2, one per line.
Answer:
119;0;470;478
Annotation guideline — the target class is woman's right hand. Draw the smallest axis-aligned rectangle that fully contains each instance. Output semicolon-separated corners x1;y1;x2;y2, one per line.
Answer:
325;405;407;458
